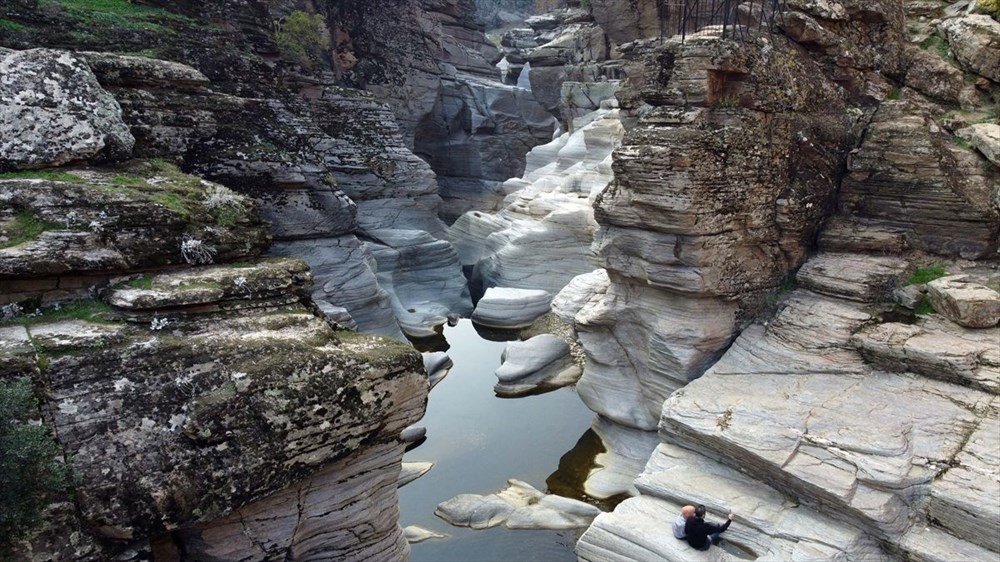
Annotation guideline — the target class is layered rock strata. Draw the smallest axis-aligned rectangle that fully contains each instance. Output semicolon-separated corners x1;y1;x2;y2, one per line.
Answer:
575;0;1000;559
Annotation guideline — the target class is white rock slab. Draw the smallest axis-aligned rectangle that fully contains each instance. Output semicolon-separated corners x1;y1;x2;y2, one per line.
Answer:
398;462;433;488
435;479;601;530
403;525;448;544
472;287;552;329
494;334;581;396
926;274;1000;328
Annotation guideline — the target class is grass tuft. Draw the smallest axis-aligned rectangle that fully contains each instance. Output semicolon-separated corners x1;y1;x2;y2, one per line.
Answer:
905;266;947;286
0;171;84;182
0;212;64;250
0;299;117;326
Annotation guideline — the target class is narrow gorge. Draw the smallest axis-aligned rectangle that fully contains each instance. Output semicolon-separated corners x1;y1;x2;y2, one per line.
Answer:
1;1;998;561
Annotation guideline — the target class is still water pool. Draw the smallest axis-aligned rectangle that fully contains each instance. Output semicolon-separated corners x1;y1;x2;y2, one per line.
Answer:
399;319;597;562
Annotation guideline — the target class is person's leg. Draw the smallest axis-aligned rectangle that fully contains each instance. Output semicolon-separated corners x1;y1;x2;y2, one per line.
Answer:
709;532;722;545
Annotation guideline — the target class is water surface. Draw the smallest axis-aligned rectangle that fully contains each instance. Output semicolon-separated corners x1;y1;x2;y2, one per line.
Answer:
399;319;596;561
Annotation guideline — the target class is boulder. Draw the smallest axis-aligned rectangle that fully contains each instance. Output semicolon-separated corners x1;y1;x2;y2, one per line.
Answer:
903;45;965;104
494;334;581;397
0;48;134;169
435;480;601;530
926;275;1000;328
939;14;1000;82
957;123;1000;167
471;287;552;329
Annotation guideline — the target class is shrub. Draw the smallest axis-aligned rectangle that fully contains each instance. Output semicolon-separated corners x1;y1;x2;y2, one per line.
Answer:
0;378;68;554
274;11;330;70
977;0;1000;18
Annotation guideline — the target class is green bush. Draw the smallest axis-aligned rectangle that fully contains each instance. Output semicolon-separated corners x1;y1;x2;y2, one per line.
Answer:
977;0;1000;18
275;11;330;70
0;378;68;554
905;265;947;286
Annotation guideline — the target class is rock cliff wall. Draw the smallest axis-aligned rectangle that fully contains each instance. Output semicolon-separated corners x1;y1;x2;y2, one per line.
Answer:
569;0;1000;559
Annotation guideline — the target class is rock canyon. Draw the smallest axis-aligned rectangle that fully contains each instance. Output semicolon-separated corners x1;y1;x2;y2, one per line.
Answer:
1;0;998;561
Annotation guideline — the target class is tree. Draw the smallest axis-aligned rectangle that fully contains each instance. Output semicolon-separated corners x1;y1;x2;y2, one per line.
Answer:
0;378;67;555
275;10;331;71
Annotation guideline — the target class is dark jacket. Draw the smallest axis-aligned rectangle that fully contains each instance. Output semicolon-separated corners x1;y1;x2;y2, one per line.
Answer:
684;516;731;550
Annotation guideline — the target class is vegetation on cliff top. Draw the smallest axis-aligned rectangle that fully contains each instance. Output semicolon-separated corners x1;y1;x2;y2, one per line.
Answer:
0;378;69;555
274;11;330;70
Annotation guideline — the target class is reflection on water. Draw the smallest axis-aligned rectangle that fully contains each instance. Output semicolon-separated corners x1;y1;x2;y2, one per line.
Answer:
546;429;633;512
399;319;599;562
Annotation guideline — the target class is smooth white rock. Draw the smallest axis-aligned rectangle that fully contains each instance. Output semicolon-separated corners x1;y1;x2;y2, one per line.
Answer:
472;287;552;329
494;334;581;396
403;526;448;544
435;479;601;530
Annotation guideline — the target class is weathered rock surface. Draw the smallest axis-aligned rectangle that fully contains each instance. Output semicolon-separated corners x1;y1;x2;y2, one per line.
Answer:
795;252;908;302
558;271;739;430
0;48;134;169
450;103;623;297
926;274;1000;328
494;333;581;397
364;229;473;338
271;237;404;340
839;101;999;259
435;480;601;530
0;163;270;303
471;287;553;329
852;318;1000;393
2;261;428;561
939;14;1000;82
581;417;660;501
958;123;1000;167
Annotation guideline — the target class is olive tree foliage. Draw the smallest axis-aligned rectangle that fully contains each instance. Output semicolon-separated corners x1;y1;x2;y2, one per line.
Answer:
0;378;68;555
274;10;331;70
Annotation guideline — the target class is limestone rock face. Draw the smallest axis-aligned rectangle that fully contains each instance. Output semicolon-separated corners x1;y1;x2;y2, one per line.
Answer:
940;14;1000;82
926;274;1000;328
0;163;271;302
1;261;427;561
839;101;999;259
589;0;661;44
0;48;134;169
851;319;1000;393
271;237;404;340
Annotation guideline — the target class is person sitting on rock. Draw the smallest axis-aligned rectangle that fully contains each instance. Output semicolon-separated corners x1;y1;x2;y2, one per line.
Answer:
684;504;735;551
672;505;696;539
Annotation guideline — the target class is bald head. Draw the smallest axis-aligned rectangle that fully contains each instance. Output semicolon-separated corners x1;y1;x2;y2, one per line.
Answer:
681;505;696;518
